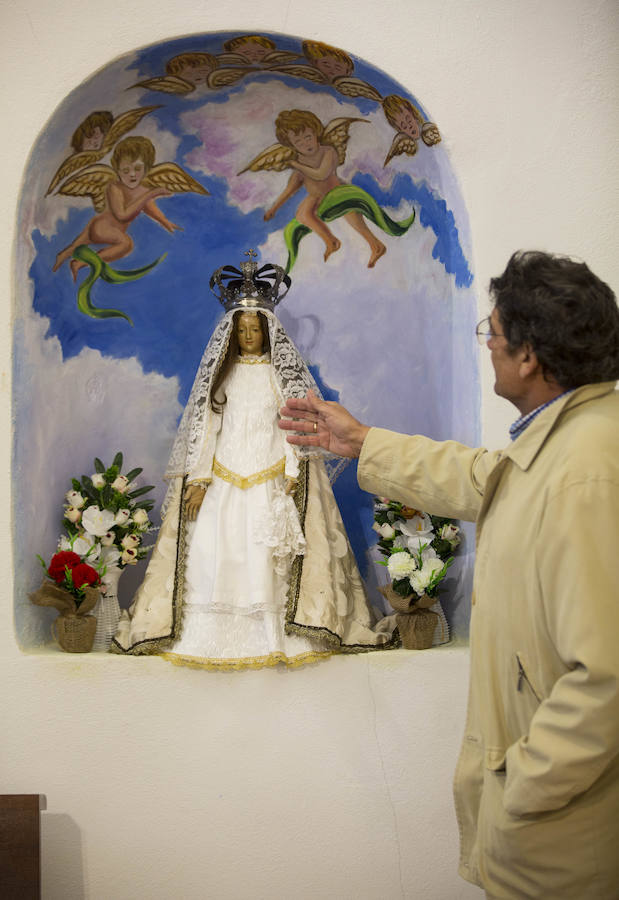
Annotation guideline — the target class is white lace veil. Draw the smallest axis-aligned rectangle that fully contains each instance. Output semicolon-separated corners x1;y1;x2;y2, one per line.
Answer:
161;309;326;515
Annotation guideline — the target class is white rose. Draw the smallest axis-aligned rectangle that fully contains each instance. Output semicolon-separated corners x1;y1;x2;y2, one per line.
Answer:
121;548;138;565
132;508;149;528
82;505;116;537
100;531;116;546
372;522;395;540
439;523;461;548
112;475;129;493
121;533;140;550
91;473;106;489
65;506;82;524
387;551;417;581
65;490;85;509
114;509;131;526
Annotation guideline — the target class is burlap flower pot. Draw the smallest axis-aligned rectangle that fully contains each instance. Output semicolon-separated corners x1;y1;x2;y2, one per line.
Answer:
379;584;439;650
30;581;100;653
52;614;97;653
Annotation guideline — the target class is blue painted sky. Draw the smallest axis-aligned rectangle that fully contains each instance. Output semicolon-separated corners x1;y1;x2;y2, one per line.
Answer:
17;30;478;600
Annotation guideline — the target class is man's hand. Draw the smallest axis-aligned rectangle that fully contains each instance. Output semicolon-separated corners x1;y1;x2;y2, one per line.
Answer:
185;484;207;521
278;391;370;459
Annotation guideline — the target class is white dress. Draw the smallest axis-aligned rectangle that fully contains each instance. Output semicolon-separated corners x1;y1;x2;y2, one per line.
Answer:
112;312;398;668
164;355;331;668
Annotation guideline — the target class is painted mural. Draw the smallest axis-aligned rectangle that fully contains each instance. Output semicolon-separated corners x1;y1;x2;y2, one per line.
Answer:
14;31;478;646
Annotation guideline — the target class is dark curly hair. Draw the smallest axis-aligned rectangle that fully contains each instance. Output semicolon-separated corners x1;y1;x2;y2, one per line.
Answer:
490;251;619;389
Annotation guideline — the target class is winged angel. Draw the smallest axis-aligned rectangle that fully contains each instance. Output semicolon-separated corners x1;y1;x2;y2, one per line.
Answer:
51;136;208;322
267;40;382;103
46;106;160;196
240;110;416;271
382;95;441;167
131;51;251;96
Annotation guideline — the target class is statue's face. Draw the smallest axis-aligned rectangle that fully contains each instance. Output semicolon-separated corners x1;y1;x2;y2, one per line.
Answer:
237;312;264;356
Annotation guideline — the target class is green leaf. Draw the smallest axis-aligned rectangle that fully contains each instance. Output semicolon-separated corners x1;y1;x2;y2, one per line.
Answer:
113;452;123;470
72;478;82;492
102;485;113;507
393;578;413;598
128;485;155;499
94;458;106;474
107;464;120;480
124;467;143;482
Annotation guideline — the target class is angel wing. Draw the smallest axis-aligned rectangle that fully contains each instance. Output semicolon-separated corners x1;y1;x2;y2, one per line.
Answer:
207;67;253;89
383;132;418;167
46;106;160;196
46;150;105;196
56;164;116;213
322;117;369;165
333;76;383;103
262;50;301;66
102;105;161;150
421;122;441;146
237;143;296;175
143;163;209;195
131;75;194;95
266;64;327;85
215;52;253;66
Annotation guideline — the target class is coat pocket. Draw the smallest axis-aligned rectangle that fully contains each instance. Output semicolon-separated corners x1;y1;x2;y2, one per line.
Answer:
515;651;541;704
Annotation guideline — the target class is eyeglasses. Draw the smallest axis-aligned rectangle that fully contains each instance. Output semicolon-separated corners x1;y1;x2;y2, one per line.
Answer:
475;316;505;345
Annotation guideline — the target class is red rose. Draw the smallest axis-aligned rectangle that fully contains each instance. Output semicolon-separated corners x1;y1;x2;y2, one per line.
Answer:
71;563;101;590
48;551;81;583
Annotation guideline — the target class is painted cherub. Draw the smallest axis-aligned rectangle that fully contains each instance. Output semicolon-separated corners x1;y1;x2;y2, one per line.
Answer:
382;95;441;166
241;109;386;267
217;34;299;67
46;106;160;195
132;51;249;94
269;40;382;103
52;135;208;279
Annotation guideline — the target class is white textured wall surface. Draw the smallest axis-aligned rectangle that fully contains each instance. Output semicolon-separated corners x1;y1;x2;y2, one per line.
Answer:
2;2;617;898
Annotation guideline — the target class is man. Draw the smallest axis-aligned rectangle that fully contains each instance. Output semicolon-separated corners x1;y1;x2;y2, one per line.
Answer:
279;251;619;899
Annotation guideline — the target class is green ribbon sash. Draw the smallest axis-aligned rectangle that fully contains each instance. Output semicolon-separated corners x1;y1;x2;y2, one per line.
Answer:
73;244;165;324
283;184;416;272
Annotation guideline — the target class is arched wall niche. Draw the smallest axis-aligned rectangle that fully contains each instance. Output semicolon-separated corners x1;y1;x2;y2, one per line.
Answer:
13;30;478;648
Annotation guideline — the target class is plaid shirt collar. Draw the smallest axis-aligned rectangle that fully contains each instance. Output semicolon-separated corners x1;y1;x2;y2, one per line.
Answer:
509;391;573;441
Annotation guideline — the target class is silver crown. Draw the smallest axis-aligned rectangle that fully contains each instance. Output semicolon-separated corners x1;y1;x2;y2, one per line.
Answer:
209;250;291;311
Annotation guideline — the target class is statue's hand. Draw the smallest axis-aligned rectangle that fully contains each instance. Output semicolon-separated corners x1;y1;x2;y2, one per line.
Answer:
284;477;297;496
185;484;207;521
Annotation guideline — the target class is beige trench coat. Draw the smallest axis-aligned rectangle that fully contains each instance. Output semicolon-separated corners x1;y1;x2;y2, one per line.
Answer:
358;382;619;899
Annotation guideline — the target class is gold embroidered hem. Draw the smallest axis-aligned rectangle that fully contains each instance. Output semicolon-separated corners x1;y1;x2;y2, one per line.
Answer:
161;648;332;671
212;456;285;490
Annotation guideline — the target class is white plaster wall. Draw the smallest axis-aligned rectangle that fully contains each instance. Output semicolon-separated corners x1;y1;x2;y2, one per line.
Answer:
1;2;617;898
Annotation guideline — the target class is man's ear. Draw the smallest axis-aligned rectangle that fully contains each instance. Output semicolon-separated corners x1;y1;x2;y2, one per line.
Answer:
518;344;541;379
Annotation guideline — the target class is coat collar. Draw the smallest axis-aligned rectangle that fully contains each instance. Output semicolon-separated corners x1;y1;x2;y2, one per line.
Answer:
502;381;617;472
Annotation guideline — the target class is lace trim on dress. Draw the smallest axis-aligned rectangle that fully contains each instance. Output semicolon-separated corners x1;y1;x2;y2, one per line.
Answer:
212;456;285;489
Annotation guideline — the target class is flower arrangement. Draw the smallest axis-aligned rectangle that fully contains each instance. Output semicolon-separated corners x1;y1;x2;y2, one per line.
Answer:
373;498;461;601
58;452;155;572
41;550;100;597
30;549;103;652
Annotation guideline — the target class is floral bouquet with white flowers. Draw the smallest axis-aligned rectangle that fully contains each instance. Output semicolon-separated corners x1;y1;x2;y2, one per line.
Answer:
60;451;155;572
373;498;461;649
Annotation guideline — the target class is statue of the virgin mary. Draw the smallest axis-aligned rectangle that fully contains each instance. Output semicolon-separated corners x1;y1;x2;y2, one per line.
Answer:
112;253;398;669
